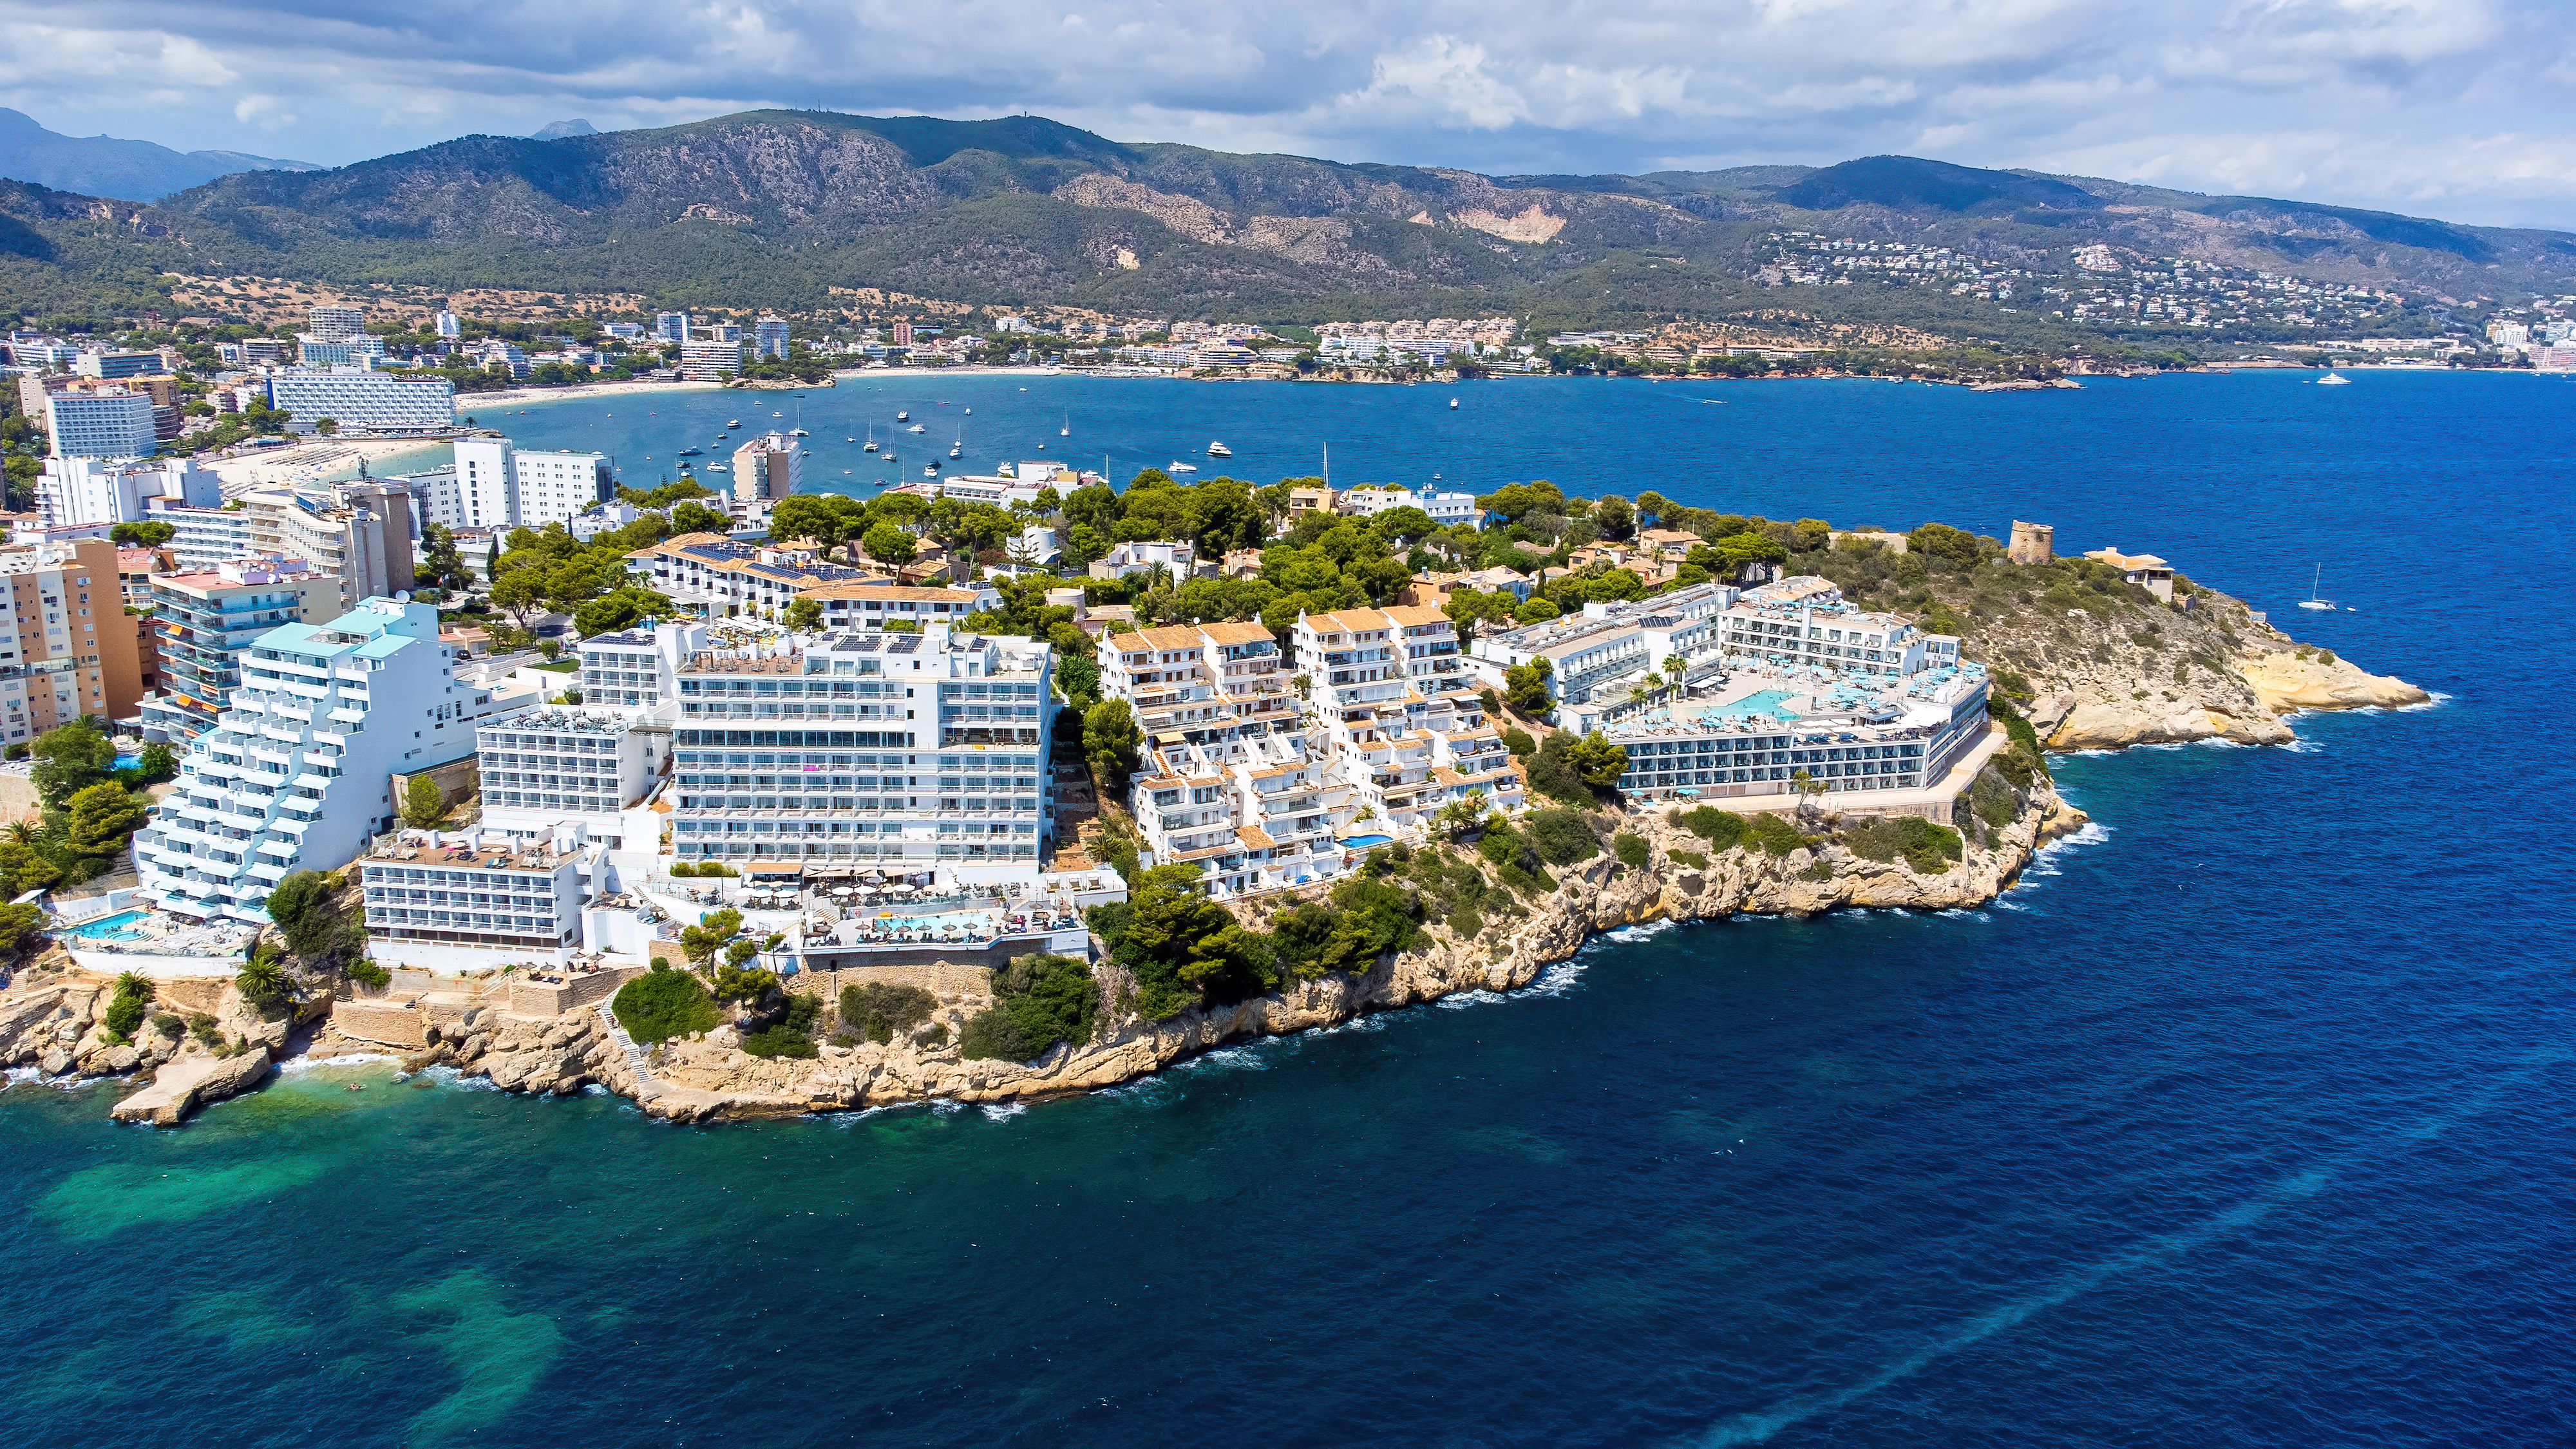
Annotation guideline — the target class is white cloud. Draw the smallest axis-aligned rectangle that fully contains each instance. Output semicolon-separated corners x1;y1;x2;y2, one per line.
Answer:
0;0;2568;227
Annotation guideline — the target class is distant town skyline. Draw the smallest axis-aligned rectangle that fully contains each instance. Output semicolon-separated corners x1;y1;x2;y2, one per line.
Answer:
3;0;2571;231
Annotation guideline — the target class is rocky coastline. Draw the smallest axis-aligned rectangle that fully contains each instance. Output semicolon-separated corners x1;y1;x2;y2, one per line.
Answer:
297;774;2089;1124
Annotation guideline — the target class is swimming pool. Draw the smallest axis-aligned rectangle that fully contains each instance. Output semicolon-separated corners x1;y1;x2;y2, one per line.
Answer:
1700;688;1803;723
1339;834;1395;850
113;753;143;772
863;911;995;935
64;908;151;942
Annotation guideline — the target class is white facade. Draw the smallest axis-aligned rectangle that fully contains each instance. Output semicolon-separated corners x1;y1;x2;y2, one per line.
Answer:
667;623;1055;880
755;316;790;360
131;598;538;924
307;305;365;342
239;483;417;608
1469;581;1741;712
654;312;690;343
37;455;220;529
440;437;612;528
148;503;259;573
1088;538;1198;580
265;369;455;435
678;339;743;382
44;390;158;459
577;623;699;708
435;310;461;339
476;706;671;851
359;835;587;969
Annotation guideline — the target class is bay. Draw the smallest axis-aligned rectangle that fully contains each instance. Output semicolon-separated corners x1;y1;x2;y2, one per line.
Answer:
6;370;2571;1447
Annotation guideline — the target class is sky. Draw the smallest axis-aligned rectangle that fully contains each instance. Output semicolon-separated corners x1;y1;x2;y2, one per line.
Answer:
5;0;2573;230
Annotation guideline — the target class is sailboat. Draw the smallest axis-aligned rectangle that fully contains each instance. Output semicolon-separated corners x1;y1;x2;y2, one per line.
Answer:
863;424;878;453
949;432;962;459
1060;413;1070;437
2298;564;2336;611
790;404;808;437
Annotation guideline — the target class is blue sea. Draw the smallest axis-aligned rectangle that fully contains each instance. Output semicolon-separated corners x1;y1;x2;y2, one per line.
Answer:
10;370;2573;1447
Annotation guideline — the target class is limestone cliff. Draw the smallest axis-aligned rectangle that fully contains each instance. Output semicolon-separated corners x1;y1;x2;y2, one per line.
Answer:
411;779;2083;1122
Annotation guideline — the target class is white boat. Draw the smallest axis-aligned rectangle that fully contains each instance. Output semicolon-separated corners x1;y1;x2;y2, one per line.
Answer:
2316;370;2350;386
726;419;741;427
949;437;962;458
1450;398;1459;409
863;424;877;453
1167;460;1197;475
1206;441;1231;457
907;423;925;433
924;461;940;476
2298;564;2336;611
896;410;909;421
963;407;972;415
1060;413;1070;437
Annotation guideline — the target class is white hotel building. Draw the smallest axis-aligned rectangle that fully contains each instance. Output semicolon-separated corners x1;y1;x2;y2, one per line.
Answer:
131;598;536;923
265;369;456;435
438;437;615;529
666;623;1055;881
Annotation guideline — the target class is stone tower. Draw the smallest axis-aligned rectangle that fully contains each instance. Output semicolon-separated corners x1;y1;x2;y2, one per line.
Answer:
2009;520;2055;566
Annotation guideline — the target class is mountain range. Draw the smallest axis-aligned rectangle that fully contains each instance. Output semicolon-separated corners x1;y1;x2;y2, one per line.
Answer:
4;109;2571;337
0;108;318;202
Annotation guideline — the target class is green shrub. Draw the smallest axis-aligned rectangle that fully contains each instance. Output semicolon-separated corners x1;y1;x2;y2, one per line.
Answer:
1745;813;1805;856
102;974;151;1039
1447;905;1484;938
841;981;939;1044
712;963;779;1003
741;1025;818;1058
1669;849;1709;870
345;958;392;990
1801;858;1835;881
1969;768;2018;829
1670;806;1747;851
149;1012;184;1038
2317;650;2336;665
668;862;697;877
612;968;720;1044
1841;815;1965;873
962;952;1097;1060
1524;807;1600;866
1269;874;1428;978
1500;727;1535;757
1497;860;1551;896
1613;833;1650;868
187;1012;220;1046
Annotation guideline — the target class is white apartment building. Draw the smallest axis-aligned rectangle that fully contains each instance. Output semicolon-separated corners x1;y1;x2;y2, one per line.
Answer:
440;437;615;529
1088;538;1198;581
1334;483;1481;527
476;705;672;852
666;623;1055;880
755;316;790;360
654;312;690;343
358;831;589;971
1713;576;1953;681
131;598;538;924
1469;581;1741;716
37;455;220;529
265;369;455;435
435;310;461;339
678;339;743;382
44;390;158;459
307;305;365;341
146;503;259;573
576;622;700;708
240;482;417;607
1290;605;1515;839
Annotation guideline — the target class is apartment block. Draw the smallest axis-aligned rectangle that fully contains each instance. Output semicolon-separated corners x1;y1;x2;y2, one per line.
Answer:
137;556;337;743
1469;581;1740;715
357;833;587;970
240;482;417;607
37;455;220;529
677;339;743;382
44;390;158;459
264;368;455;435
667;623;1054;880
132;598;536;923
730;433;800;501
439;437;615;528
476;705;672;852
576;622;700;708
0;538;140;741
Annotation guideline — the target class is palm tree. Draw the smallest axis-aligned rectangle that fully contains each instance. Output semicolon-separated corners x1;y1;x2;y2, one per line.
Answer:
3;820;36;845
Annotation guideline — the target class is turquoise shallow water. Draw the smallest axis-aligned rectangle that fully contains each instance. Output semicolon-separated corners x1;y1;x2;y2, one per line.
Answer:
7;370;2573;1447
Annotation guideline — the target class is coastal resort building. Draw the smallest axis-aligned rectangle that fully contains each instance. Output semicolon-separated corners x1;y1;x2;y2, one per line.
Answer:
666;623;1054;884
131;598;540;925
137;555;337;743
2083;547;2176;604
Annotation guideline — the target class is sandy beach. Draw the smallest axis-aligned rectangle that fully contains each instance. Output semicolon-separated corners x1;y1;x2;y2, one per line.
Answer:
206;435;454;490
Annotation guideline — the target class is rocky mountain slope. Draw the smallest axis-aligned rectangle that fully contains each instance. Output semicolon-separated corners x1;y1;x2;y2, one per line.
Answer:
5;109;2570;328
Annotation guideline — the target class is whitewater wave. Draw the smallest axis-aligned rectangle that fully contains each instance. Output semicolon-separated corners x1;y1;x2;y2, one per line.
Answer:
278;1052;399;1074
416;1064;497;1093
978;1101;1028;1122
1435;989;1508;1010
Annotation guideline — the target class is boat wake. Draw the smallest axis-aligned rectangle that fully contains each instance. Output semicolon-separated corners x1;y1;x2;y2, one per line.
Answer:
1692;1045;2570;1445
